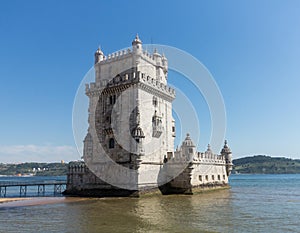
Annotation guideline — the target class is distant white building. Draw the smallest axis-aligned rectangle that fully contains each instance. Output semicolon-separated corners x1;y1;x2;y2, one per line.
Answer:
64;35;233;197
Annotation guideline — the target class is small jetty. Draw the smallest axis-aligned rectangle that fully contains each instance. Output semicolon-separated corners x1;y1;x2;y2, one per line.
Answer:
0;180;66;197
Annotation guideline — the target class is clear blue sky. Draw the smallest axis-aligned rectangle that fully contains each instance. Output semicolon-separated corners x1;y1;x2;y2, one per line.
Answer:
0;0;300;162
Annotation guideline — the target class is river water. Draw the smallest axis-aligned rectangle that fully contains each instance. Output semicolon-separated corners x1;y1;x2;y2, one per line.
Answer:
0;174;299;233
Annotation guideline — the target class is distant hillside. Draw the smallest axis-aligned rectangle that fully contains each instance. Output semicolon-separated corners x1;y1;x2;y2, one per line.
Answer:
233;155;300;174
0;162;68;176
2;156;300;176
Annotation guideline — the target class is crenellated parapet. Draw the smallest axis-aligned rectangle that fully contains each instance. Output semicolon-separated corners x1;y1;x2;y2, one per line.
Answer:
193;152;226;165
166;135;227;166
85;71;175;100
168;150;226;165
94;47;167;69
139;72;175;97
94;35;168;89
94;45;166;69
95;48;133;65
68;161;87;174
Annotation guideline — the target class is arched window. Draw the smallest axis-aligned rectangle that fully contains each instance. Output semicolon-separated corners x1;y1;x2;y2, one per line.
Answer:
109;95;116;105
109;138;115;149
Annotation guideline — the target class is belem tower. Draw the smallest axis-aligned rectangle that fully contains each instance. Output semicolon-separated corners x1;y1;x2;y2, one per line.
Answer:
64;35;233;197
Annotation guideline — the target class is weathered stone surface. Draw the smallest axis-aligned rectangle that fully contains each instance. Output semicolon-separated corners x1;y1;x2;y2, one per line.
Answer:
65;36;233;197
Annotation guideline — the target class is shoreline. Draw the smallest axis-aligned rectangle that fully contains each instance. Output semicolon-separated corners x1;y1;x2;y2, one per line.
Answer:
0;197;31;204
0;196;89;208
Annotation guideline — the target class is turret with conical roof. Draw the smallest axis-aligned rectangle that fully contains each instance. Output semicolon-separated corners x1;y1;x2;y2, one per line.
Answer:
206;144;212;152
153;48;162;65
94;47;104;64
132;34;142;54
181;133;195;161
220;140;233;176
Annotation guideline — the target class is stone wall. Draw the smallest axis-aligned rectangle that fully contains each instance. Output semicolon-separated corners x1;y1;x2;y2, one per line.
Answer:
64;161;139;197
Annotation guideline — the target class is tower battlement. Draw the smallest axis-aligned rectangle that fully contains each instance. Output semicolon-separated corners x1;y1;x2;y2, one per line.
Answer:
86;71;175;99
96;48;133;64
95;35;167;69
96;48;167;67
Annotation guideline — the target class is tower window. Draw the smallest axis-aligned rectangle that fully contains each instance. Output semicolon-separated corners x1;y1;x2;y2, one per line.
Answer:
109;95;116;105
153;96;158;107
109;138;115;149
152;111;162;138
172;126;175;132
106;116;111;124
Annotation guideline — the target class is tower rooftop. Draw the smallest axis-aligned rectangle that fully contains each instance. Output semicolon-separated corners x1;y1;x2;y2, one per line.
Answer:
182;133;195;147
132;34;142;45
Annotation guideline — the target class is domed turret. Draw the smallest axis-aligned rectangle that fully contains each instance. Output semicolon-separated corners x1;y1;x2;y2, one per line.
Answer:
132;33;142;45
220;140;233;176
132;34;142;54
206;144;212;152
182;133;195;147
181;133;195;161
94;47;104;64
221;140;231;154
153;48;162;65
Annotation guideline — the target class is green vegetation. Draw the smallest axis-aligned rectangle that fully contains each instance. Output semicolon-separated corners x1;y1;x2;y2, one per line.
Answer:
233;155;300;174
0;162;68;176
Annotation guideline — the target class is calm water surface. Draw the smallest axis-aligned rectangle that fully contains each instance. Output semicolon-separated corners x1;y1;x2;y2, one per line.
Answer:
0;174;299;233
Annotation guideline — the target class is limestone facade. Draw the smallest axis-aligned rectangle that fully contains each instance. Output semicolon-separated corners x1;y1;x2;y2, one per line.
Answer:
64;35;233;197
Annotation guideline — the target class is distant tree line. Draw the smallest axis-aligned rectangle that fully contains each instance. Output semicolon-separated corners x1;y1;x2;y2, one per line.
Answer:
1;155;300;176
233;155;300;174
0;162;68;176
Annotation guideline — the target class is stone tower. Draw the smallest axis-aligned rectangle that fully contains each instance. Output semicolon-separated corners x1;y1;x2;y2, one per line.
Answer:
82;35;176;193
64;36;233;197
